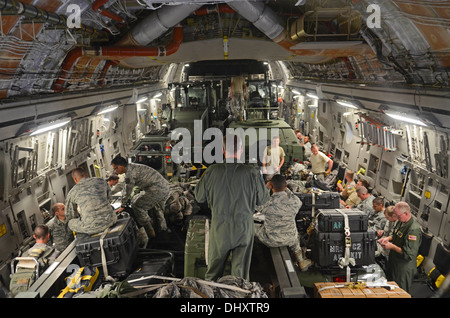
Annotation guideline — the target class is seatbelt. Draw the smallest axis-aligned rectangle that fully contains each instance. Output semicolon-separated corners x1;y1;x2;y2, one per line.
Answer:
100;227;116;283
336;210;355;282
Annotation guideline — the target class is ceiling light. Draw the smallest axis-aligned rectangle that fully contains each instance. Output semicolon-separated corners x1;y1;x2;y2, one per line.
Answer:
307;92;319;99
292;89;302;95
98;105;118;115
136;96;148;103
153;92;162;98
336;100;358;109
386;113;427;126
31;119;71;136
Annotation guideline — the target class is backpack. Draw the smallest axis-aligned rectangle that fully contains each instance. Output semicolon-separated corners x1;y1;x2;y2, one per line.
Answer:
58;266;100;298
9;247;54;297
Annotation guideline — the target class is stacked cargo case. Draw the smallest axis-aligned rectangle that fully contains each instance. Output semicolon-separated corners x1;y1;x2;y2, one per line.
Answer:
310;209;377;268
75;216;138;278
295;192;340;233
184;215;230;279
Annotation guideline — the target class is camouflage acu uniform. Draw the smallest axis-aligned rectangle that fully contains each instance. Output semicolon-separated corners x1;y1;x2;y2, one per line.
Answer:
122;163;170;231
254;189;302;255
47;216;74;252
66;177;117;235
355;195;375;215
368;209;387;232
23;243;56;268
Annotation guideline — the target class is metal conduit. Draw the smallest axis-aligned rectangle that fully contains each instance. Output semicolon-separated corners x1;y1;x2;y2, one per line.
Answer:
0;0;97;34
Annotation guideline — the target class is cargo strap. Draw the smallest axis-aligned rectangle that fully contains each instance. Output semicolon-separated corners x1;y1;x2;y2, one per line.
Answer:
311;192;315;217
100;227;116;283
205;218;210;266
336;210;355;281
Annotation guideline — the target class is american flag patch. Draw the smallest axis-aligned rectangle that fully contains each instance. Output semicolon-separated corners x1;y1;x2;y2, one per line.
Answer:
408;235;417;241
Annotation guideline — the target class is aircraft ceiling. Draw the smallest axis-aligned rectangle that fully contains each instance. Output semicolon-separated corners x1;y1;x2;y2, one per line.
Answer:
0;0;448;103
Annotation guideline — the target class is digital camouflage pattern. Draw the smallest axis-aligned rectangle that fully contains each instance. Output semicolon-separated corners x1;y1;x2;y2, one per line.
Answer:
47;215;74;252
122;163;170;230
356;194;375;215
368;209;387;232
255;188;302;255
66;177;117;235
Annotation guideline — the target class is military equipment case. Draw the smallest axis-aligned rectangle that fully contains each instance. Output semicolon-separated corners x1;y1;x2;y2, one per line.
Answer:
317;209;368;232
184;215;230;279
127;251;174;286
296;192;341;212
184;215;209;279
75;217;138;278
310;230;377;267
295;192;340;233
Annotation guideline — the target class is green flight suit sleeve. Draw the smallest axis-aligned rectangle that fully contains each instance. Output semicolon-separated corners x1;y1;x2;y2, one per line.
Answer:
255;171;270;206
193;169;209;204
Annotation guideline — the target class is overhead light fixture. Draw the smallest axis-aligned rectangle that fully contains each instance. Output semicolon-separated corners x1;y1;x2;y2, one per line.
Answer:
292;89;302;95
98;104;119;115
30;118;71;136
336;99;358;109
307;92;319;99
136;96;148;103
386;113;427;126
152;92;162;98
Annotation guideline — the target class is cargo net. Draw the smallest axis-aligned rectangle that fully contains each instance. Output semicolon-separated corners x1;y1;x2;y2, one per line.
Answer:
72;275;268;298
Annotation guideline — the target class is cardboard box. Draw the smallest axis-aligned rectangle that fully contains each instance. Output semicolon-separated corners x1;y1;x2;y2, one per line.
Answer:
314;281;411;298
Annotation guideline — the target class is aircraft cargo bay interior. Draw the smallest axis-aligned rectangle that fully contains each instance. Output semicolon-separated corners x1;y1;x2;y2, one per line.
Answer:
0;0;449;302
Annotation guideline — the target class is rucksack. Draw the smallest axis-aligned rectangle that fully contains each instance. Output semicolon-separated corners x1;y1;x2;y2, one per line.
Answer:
9;247;54;297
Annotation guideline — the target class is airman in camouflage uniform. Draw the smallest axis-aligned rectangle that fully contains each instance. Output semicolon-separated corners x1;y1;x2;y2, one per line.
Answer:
9;225;56;297
355;186;375;215
255;175;311;270
47;203;74;253
112;156;169;238
369;196;387;233
66;168;117;236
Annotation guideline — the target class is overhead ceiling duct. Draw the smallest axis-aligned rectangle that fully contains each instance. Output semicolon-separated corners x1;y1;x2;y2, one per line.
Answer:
226;1;286;42
52;26;184;92
227;0;375;60
92;0;124;23
52;3;203;93
116;3;203;46
289;7;363;41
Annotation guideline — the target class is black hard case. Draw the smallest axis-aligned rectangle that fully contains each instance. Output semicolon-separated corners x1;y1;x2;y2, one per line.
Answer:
75;217;138;278
310;230;377;267
295;192;341;212
317;209;368;232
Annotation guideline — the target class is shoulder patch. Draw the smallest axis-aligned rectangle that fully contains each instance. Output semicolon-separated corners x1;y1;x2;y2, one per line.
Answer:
408;235;417;241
